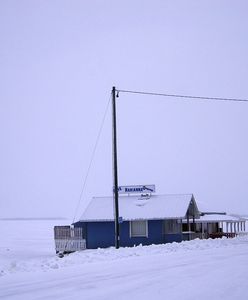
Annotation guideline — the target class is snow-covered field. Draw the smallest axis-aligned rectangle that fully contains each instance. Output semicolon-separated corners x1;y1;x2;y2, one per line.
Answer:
1;219;248;300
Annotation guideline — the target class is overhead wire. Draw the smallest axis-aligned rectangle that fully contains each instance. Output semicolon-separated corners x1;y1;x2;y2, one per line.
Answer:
72;87;248;223
117;89;248;103
72;94;111;223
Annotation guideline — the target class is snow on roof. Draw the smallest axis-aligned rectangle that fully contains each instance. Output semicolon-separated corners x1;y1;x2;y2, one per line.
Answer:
183;214;245;223
79;194;195;222
200;214;245;222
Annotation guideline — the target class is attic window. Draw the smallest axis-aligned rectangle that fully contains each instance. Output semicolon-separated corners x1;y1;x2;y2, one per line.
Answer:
130;220;148;237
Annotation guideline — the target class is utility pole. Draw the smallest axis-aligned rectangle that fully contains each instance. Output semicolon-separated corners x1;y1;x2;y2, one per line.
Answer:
112;86;120;249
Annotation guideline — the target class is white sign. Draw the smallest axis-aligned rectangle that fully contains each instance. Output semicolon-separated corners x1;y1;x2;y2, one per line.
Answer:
117;185;156;194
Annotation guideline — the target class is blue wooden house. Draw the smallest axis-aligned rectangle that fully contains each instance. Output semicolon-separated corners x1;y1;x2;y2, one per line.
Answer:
73;194;200;249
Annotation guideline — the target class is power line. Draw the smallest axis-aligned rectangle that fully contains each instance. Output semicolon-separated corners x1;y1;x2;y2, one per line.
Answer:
72;94;111;223
117;89;248;103
72;87;247;222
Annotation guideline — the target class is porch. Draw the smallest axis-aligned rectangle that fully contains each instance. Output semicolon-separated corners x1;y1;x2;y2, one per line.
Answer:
54;226;86;253
182;214;246;241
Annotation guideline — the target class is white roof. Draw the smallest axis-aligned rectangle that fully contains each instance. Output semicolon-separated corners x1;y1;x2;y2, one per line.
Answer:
79;194;195;222
200;214;245;222
183;214;245;223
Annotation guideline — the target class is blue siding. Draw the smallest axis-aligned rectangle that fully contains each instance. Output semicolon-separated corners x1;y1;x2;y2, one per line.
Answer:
73;221;87;239
163;233;182;243
120;220;164;247
74;219;182;249
86;222;115;249
74;221;114;249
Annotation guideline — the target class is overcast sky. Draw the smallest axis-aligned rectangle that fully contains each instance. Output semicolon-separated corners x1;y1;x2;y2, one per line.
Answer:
1;1;248;220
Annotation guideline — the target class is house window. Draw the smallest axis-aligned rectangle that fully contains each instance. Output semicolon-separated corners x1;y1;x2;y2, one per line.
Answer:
130;220;148;237
164;219;181;234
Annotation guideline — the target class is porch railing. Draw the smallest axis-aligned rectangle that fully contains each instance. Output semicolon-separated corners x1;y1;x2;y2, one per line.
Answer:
182;232;206;241
209;232;236;239
54;226;86;252
182;231;238;241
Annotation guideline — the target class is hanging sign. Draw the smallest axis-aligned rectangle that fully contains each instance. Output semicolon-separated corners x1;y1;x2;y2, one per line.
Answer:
117;184;156;194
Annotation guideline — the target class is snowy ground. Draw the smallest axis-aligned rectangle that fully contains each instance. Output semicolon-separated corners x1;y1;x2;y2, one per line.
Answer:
1;220;248;300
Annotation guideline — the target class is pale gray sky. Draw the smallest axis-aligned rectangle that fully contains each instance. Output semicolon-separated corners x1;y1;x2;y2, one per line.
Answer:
1;1;248;219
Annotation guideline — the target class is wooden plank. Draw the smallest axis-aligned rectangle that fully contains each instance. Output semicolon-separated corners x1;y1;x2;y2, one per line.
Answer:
54;226;83;239
54;226;85;252
54;226;71;239
55;239;86;252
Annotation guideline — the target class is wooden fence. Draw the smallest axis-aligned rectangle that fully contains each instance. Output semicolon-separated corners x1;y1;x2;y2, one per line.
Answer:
54;226;86;252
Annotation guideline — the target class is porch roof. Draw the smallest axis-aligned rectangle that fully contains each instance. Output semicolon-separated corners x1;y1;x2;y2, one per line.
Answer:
182;214;245;223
